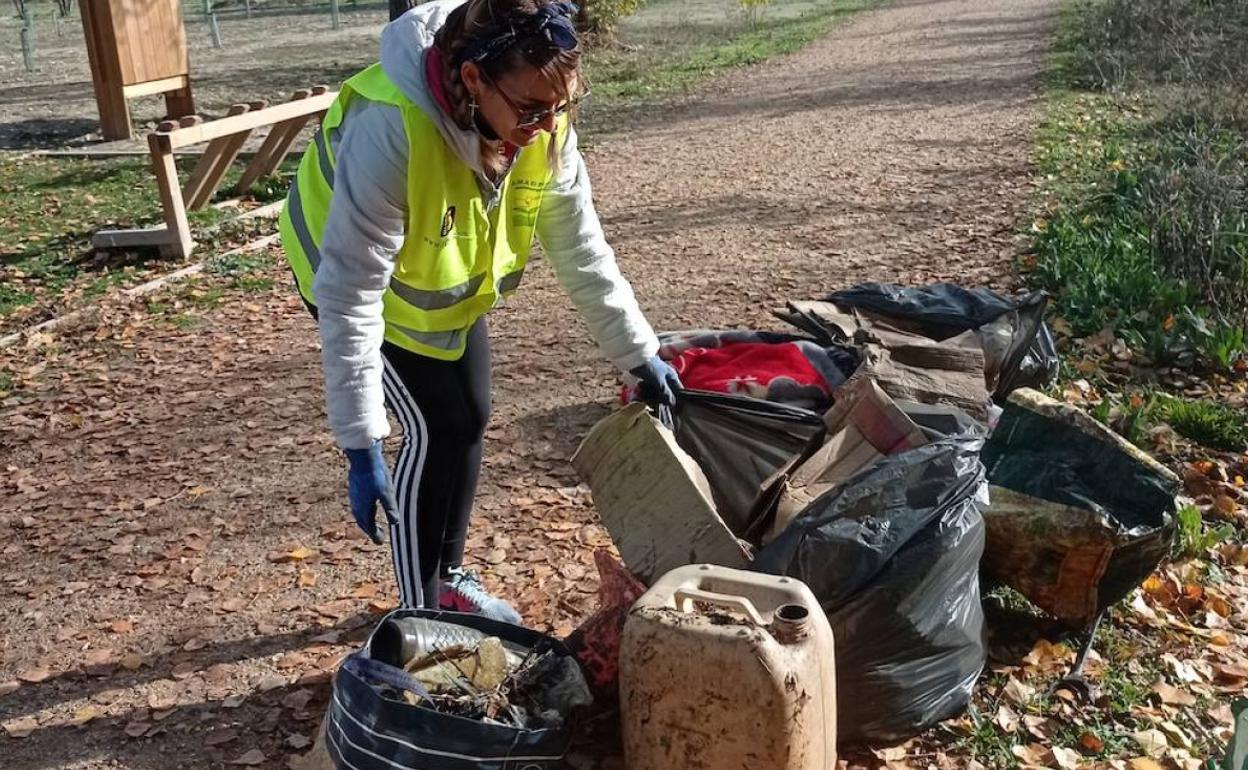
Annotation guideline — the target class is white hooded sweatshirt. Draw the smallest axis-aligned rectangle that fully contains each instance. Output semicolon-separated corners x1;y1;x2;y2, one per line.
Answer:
310;0;659;449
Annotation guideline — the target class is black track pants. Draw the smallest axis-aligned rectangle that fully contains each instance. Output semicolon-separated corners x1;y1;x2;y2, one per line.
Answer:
378;318;491;608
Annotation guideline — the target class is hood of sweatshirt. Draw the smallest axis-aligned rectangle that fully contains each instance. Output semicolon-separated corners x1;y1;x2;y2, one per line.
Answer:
379;0;488;177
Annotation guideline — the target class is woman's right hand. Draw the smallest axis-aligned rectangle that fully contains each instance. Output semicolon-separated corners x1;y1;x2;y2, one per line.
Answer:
344;440;399;544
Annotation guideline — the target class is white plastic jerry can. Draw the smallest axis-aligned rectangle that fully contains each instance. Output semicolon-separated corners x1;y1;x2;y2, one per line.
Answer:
620;564;837;770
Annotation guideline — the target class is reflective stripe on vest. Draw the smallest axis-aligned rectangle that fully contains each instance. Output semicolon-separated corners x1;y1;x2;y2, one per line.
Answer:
280;63;561;360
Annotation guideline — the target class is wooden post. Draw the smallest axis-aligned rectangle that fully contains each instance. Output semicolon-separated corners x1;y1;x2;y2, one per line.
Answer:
20;5;35;73
234;87;324;194
79;0;192;141
149;133;195;259
209;12;222;48
182;103;253;210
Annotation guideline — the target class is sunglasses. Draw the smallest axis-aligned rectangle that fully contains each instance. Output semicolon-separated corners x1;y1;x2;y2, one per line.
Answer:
487;76;588;129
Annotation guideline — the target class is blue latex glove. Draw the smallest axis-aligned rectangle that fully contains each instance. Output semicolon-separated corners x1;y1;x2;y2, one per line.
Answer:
630;355;683;407
344;440;398;544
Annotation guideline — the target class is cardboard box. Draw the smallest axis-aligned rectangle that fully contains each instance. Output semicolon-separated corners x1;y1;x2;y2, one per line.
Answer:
572;403;751;583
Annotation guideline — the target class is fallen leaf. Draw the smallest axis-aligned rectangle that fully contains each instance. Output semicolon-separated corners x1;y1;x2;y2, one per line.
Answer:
124;721;150;738
84;649;115;667
874;746;908;761
1023;639;1073;668
1128;759;1165;770
286;733;311;749
70;706;101;726
3;717;37;738
171;662;197;680
1161;654;1202;684
229;749;266;766
269;546;315;563
349;583;380;599
1012;743;1051;767
0;681;20;696
205;730;238;746
368;598;398;614
297;569;316;587
1079;732;1105;753
1152;681;1197;706
120;653;144;670
1213;495;1238;517
110;619;135;634
282;689;313;711
1130;728;1169;757
994;703;1019;733
18;666;51;683
1052;745;1081;769
1003;676;1035;706
1023;714;1051;741
1157;720;1195;751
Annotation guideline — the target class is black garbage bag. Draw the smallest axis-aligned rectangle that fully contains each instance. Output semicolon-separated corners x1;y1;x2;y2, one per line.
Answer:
325;610;585;770
980;388;1179;628
814;282;1059;400
671;391;825;535
754;405;989;744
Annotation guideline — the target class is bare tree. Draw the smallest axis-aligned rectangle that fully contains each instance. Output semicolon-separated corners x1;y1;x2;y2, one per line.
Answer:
12;0;27;18
56;0;72;16
389;0;416;20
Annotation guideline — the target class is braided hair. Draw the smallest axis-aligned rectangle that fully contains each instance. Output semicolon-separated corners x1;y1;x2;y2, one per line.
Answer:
433;0;581;177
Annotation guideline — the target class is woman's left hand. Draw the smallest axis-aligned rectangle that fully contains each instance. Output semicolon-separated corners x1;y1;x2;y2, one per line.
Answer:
630;356;683;407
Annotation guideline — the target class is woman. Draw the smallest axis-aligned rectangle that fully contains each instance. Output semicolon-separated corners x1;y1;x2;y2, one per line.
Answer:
280;0;680;622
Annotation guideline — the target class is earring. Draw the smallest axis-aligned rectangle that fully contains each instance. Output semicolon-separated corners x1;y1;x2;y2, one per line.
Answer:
469;97;479;122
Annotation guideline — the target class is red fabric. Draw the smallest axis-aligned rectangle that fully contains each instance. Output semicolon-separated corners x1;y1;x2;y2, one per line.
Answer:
669;342;828;397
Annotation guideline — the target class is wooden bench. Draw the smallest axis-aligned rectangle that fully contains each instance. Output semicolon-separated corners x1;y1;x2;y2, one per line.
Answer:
93;86;337;259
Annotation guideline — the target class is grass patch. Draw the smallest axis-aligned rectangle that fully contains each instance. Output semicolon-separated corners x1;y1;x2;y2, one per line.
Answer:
1028;0;1248;369
959;709;1018;769
0;153;295;326
1157;395;1248;451
1093;620;1162;714
1089;390;1248;452
584;0;879;113
167;313;201;330
1175;503;1235;560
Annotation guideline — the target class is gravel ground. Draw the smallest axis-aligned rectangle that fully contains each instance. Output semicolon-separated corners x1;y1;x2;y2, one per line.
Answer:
0;0;1058;767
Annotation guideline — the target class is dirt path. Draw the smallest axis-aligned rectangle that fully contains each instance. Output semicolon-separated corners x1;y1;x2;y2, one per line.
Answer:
0;0;1058;767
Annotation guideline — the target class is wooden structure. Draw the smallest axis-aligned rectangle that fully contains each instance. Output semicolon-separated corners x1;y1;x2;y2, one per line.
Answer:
79;0;196;140
93;87;336;259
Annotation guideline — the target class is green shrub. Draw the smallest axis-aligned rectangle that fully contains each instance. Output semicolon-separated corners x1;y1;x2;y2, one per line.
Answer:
1174;504;1234;560
577;0;646;38
1157;395;1248;452
1032;0;1248;368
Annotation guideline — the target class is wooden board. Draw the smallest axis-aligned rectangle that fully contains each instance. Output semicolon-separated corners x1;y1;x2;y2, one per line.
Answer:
80;0;193;140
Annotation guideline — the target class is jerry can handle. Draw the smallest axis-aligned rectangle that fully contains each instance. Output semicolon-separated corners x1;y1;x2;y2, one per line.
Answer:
673;587;766;625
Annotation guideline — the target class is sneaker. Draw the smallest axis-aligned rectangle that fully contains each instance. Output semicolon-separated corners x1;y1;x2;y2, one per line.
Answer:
438;567;523;625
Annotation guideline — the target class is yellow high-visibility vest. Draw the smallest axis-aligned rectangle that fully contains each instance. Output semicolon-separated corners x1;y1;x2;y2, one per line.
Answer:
280;63;561;360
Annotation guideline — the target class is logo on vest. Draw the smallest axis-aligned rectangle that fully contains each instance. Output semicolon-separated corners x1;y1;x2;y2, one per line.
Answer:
440;206;456;237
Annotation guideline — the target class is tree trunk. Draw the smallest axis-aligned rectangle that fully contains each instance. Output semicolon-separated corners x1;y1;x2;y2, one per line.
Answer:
389;0;417;20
